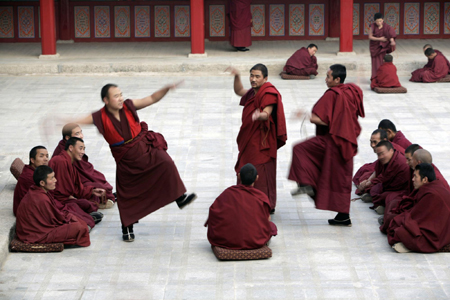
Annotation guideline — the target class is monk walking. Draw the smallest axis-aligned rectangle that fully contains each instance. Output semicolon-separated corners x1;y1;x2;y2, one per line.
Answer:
370;54;401;90
228;0;252;51
369;13;396;79
226;64;287;212
283;44;319;78
289;64;365;226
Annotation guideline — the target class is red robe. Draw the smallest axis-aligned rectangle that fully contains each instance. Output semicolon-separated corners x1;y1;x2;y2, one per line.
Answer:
206;184;277;250
15;185;90;246
235;82;287;210
53;139;115;201
370;23;396;79
229;0;252;48
410;51;450;82
92;100;186;227
386;180;450;253
283;47;318;76
391;131;412;150
13;164;34;216
370;62;401;90
289;83;365;213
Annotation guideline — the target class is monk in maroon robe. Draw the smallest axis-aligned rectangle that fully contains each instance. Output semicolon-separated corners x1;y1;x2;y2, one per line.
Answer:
378;119;412;150
205;163;277;250
370;54;401;90
289;64;365;226
228;0;252;51
283;44;319;77
53;123;115;209
15;165;90;247
386;163;450;253
369;13;396;79
226;64;287;212
410;48;450;83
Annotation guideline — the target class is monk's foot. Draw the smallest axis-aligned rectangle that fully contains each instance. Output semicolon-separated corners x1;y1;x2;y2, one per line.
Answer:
270;209;275;215
176;193;197;209
361;193;373;203
328;213;352;227
291;184;315;197
392;242;411;253
113;192;117;201
374;206;385;215
99;199;115;209
235;47;249;52
378;216;384;226
122;225;135;242
90;212;103;224
309;75;316;79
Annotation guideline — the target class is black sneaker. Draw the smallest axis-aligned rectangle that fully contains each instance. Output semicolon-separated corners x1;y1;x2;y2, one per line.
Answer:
122;225;135;242
328;218;352;227
176;193;197;209
90;212;103;224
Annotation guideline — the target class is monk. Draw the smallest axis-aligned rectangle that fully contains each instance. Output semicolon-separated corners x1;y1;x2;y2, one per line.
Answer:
53;123;115;209
74;83;196;242
226;64;287;212
410;48;450;83
13;146;49;216
387;163;450;253
289;64;365;226
370;54;401;90
283;44;318;78
369;13;396;79
205;163;277;250
378;119;412;150
15;165;90;247
229;0;251;51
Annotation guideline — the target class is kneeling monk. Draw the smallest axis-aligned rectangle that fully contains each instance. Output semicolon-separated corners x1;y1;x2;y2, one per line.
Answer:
206;163;277;250
370;54;401;90
283;44;319;78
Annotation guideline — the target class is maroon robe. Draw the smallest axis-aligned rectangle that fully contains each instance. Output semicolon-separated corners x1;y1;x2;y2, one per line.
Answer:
370;23;396;79
289;83;365;213
13;164;34;216
53;139;115;201
391;131;412;150
206;184;277;250
370;62;401;90
386;180;450;253
283;47;318;76
236;82;287;210
15;185;90;246
410;51;450;83
229;0;252;48
92;100;186;227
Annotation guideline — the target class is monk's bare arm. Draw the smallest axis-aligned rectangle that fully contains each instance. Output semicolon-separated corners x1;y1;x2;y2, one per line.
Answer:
310;113;327;126
252;105;274;121
133;81;183;110
75;114;94;125
225;67;248;97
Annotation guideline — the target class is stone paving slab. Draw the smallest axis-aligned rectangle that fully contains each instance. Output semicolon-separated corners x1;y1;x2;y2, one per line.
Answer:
1;74;450;299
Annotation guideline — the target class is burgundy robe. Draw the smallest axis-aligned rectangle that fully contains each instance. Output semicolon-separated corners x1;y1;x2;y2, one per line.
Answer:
206;184;277;250
386;180;450;253
53;139;115;201
236;82;287;210
229;0;252;48
13;164;35;216
370;23;396;79
410;51;450;83
289;83;365;213
15;185;90;246
92;100;186;227
391;131;412;150
283;47;318;76
370;62;401;90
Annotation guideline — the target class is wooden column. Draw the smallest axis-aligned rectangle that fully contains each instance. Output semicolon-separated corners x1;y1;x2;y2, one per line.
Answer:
339;0;353;52
40;0;57;55
190;0;205;55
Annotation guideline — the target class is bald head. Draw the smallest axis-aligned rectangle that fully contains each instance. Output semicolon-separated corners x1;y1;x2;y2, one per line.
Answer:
62;123;83;140
411;149;432;170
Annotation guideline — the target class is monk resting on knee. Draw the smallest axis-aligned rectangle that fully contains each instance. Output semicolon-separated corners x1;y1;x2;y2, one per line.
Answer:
378;119;412;150
283;44;318;78
15;165;90;247
387;163;450;253
205;163;277;250
410;48;450;83
370;54;401;90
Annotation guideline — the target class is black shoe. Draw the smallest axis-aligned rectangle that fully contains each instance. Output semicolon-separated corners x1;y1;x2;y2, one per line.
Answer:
235;47;249;52
122;225;135;242
113;192;117;201
176;193;197;209
90;212;103;224
328;218;352;227
270;209;275;215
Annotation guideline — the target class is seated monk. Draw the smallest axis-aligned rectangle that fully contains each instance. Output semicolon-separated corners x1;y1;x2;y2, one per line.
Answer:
13;146;49;216
53;123;115;209
387;163;450;253
205;163;277;250
370;54;401;90
49;137;106;216
283;44;318;78
410;48;450;83
15;165;90;247
358;141;410;214
378;119;412;150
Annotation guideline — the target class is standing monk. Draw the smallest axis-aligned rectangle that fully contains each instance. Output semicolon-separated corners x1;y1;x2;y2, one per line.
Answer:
283;44;319;78
378;119;412;150
75;83;196;242
410;48;450;83
226;64;287;212
369;13;396;79
228;0;252;52
289;64;365;226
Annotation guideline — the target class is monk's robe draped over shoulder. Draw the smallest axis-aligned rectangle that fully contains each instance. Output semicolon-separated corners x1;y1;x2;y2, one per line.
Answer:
16;185;90;246
92;99;186;227
391;131;412;150
386;180;450;253
283;47;318;76
370;23;396;79
370;62;401;89
410;51;450;83
13;164;34;216
228;0;252;48
206;184;277;250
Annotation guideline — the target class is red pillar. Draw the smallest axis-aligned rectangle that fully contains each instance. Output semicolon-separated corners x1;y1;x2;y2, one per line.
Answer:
40;0;57;55
190;0;205;54
59;0;71;40
339;0;353;52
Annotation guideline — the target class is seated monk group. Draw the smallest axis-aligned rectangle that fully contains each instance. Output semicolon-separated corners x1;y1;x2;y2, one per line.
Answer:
410;44;450;83
370;54;401;90
283;44;318;78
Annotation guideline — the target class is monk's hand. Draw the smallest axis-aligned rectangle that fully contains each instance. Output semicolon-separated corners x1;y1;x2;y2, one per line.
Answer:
358;180;368;190
390;40;396;46
380;36;388;42
252;109;261;121
167;80;184;90
294;109;308;119
92;188;106;198
225;66;240;76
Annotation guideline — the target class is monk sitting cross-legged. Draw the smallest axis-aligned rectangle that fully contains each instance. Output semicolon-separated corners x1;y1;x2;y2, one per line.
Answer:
378;119;412;150
410;48;450;83
205;163;277;250
283;44;319;78
370;54;401;90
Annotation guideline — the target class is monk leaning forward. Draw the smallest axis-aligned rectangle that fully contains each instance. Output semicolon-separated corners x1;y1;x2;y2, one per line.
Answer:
410;48;450;83
283;44;319;78
369;13;396;79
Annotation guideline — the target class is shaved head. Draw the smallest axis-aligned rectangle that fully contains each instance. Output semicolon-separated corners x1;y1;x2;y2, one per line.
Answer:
62;123;80;139
413;149;432;164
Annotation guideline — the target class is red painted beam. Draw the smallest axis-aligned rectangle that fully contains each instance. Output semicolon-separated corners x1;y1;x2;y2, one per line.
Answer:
190;0;205;54
40;0;57;55
339;0;353;52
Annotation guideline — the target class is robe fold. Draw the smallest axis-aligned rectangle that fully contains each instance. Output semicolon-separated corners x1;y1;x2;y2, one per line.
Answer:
15;185;90;246
92;99;186;227
283;47;318;76
53;139;115;201
229;0;252;48
235;82;287;210
386;180;450;253
370;23;396;79
370;62;401;90
391;131;412;150
13;164;35;216
206;184;277;250
410;51;450;83
289;83;365;213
